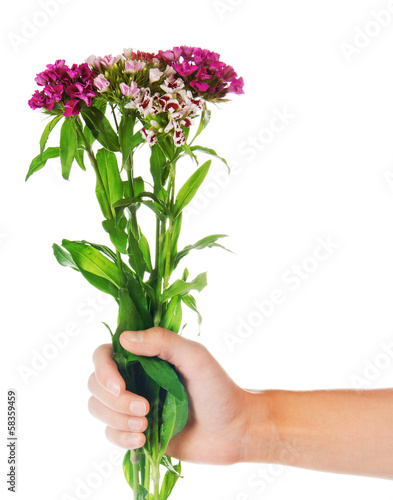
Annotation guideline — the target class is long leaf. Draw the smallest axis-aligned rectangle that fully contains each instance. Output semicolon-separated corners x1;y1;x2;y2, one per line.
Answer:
181;294;202;333
150;144;167;194
25;147;59;181
81;106;120;152
60;118;78;180
190;108;211;144
159;461;182;500
190;145;229;171
175;234;229;267
119;113;135;168
52;244;78;270
161;272;207;302
161;297;182;332
62;240;122;288
127;221;146;278
39;115;62;156
159;390;188;457
96;148;123;211
173;160;211;217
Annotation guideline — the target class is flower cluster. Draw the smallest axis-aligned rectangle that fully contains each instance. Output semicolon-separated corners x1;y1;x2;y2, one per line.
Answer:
29;47;244;146
159;46;244;99
28;59;96;117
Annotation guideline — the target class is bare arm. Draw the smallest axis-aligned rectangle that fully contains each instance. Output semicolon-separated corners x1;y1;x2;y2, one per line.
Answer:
88;327;393;479
245;388;393;478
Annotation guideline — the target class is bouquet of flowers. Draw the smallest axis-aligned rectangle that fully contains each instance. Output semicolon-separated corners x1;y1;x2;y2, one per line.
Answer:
27;46;244;500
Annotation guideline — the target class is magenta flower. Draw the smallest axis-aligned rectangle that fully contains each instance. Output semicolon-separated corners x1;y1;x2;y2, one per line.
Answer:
28;59;97;116
228;77;245;95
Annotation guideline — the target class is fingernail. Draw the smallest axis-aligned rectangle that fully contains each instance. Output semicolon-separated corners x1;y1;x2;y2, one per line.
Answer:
123;331;143;343
127;434;141;448
128;417;144;432
130;401;147;416
107;379;121;397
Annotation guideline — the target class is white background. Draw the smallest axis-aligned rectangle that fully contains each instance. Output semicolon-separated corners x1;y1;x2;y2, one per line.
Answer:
1;0;393;499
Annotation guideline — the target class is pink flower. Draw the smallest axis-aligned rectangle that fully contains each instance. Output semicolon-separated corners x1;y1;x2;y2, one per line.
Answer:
149;68;163;83
190;80;210;92
64;99;81;117
100;54;121;68
120;81;139;97
125;60;146;73
85;54;102;70
173;61;198;77
228;77;245;95
123;47;133;59
94;74;110;92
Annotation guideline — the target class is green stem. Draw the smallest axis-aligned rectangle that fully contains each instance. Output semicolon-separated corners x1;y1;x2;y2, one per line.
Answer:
130;450;140;500
152;394;160;500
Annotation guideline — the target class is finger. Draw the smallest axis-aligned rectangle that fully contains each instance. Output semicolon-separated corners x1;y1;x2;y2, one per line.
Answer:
92;344;126;397
120;327;205;373
88;396;148;432
88;372;149;417
105;426;146;450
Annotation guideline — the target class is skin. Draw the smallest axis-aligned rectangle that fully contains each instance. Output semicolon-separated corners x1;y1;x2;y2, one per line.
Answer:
88;327;393;478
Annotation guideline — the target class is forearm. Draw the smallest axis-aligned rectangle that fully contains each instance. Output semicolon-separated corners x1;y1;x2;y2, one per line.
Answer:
242;388;393;479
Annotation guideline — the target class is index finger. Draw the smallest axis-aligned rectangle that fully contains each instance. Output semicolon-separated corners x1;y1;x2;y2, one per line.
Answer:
92;343;126;397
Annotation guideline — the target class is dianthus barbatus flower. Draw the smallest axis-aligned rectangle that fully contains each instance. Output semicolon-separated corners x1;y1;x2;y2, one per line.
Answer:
28;59;97;116
158;46;244;101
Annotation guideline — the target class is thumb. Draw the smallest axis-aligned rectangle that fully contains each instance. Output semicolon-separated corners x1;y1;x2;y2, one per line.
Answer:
119;327;204;375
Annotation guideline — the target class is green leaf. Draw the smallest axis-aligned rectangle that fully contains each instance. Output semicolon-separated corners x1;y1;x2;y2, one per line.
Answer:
127;221;146;278
25;147;59;181
181;294;202;333
59;118;78;180
175;234;229;267
182;143;198;164
117;352;186;401
190;145;229;171
62;240;123;288
134;177;145;197
78;268;119;299
173;160;211;217
52;244;78;270
102;218;128;254
119;113;135;168
74;149;86;170
39;115;62;156
161;272;207;302
159;387;188;456
160;456;183;478
161;297;182;333
191;108;211;144
139;232;153;273
81;106;120;152
150;144;167;194
122;450;134;489
77;240;117;262
96;148;123;213
159;460;182;500
126;273;153;328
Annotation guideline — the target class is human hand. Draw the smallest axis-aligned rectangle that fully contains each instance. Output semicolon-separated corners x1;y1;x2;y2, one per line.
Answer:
88;327;272;465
